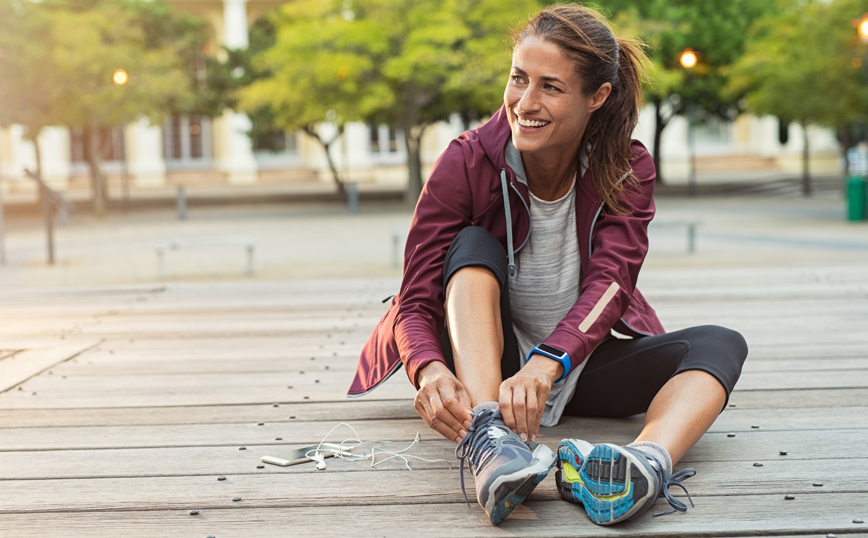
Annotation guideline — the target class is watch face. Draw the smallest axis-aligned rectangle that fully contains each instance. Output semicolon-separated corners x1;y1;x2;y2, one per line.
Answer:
537;343;567;359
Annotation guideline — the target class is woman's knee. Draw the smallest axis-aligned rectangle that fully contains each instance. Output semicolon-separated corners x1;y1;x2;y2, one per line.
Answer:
443;226;508;288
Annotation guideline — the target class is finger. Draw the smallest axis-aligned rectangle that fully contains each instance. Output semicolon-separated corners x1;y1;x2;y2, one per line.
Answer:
526;390;541;442
441;395;471;437
498;386;516;430
449;384;474;428
511;387;528;441
436;385;469;434
428;392;465;443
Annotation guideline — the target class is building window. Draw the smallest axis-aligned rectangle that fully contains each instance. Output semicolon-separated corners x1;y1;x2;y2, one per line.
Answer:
70;126;126;163
369;123;399;154
164;115;212;169
254;131;298;154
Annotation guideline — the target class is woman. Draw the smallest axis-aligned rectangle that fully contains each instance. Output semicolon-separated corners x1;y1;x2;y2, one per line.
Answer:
349;4;748;527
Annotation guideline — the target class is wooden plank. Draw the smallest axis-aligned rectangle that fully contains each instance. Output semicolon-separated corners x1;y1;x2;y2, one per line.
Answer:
0;427;863;482
0;495;865;538
4;366;864;410
0;341;101;393
734;370;868;391
0;411;865;453
727;387;868;409
1;458;866;513
0;400;418;428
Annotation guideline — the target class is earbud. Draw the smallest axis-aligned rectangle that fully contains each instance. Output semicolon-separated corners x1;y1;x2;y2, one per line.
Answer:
311;452;327;470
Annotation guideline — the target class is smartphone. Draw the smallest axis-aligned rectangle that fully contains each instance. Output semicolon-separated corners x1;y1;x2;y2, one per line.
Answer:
261;443;354;467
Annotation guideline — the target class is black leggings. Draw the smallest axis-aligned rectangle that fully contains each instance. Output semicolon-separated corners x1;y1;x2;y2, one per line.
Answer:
440;226;748;417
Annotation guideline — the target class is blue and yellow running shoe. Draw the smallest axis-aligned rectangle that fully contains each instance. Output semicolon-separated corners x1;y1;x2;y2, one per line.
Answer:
456;408;556;525
556;441;696;525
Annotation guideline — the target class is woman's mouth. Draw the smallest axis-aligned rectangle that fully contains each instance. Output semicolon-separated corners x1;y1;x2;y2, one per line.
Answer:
515;113;550;128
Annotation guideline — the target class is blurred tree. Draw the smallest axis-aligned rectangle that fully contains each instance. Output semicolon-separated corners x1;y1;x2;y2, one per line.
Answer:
592;0;773;183
240;0;535;203
0;0;209;215
728;0;868;195
0;0;62;183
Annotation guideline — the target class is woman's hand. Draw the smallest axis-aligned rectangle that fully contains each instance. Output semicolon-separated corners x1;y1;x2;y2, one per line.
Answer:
414;361;473;443
498;356;562;442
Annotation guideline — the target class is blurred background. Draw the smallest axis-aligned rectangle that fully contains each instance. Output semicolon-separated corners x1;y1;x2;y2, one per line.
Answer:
0;0;866;287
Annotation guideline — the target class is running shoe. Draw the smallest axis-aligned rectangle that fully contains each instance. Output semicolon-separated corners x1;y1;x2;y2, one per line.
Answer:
555;438;595;503
556;441;696;525
455;408;556;525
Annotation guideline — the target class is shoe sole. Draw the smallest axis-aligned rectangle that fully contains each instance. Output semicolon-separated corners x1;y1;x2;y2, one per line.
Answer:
575;444;657;525
486;444;556;525
555;439;594;504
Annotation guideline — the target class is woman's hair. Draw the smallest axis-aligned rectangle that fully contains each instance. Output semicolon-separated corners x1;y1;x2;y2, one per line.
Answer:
511;4;649;213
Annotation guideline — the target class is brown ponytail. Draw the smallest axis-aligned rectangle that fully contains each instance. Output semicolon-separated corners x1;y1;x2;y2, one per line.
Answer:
512;4;650;214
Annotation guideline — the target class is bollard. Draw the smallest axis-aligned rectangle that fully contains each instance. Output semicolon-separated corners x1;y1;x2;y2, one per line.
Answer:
392;232;401;268
847;175;866;221
177;186;187;220
346;182;359;214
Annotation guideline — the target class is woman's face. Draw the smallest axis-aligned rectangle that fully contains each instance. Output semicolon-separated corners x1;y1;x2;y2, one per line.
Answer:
504;36;610;158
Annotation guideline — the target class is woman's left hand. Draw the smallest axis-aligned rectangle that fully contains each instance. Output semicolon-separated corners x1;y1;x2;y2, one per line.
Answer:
498;357;562;442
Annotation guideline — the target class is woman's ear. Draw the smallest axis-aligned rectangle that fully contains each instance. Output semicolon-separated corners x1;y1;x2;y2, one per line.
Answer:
589;82;612;112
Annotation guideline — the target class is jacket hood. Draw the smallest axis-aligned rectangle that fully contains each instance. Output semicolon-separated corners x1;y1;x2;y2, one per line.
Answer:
475;105;513;171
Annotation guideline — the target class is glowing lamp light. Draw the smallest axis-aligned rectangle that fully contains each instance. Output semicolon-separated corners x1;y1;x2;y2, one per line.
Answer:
859;14;868;42
113;69;128;85
679;48;698;69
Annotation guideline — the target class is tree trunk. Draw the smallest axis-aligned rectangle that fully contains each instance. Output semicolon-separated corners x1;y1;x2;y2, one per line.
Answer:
652;99;670;185
303;125;345;195
26;132;45;208
801;121;811;197
400;118;427;205
84;124;107;216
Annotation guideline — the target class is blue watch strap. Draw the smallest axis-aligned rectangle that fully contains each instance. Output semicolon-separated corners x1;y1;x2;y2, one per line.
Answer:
527;344;571;383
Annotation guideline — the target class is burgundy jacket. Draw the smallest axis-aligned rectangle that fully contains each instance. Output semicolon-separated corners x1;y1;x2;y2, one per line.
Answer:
348;105;665;397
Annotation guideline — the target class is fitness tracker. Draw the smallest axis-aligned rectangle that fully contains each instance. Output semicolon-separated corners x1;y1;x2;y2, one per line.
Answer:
528;343;571;383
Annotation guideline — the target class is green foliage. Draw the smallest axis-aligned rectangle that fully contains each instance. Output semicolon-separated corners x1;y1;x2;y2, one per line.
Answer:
728;0;868;127
601;0;775;119
0;0;62;139
239;0;536;198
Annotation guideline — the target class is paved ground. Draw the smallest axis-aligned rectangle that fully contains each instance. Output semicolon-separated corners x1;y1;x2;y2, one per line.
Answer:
0;182;866;288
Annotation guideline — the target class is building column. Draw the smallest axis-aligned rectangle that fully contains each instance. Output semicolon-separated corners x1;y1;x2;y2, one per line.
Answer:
217;0;258;184
127;119;166;187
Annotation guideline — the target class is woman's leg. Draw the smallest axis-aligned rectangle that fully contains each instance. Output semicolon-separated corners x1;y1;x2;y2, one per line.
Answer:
557;325;747;524
633;370;725;465
441;227;554;526
444;265;503;406
563;325;748;464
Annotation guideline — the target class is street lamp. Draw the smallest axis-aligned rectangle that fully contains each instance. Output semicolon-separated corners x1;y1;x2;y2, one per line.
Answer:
113;68;128;86
680;48;698;197
858;13;868;42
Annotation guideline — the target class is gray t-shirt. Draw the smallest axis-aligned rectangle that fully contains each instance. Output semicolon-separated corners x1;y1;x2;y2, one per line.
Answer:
505;141;587;426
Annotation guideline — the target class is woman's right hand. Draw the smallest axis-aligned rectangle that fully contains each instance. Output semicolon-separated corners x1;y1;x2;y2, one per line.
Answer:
414;361;473;443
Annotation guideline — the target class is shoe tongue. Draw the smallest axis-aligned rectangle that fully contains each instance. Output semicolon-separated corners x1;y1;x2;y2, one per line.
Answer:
486;424;511;440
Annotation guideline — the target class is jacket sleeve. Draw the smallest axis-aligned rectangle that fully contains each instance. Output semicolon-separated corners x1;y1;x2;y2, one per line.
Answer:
393;140;475;388
542;145;656;373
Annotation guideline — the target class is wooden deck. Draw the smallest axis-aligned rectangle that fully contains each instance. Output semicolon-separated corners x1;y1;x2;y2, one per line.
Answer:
1;265;867;537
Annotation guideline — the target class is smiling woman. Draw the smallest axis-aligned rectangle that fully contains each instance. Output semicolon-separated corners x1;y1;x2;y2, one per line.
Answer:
350;3;748;528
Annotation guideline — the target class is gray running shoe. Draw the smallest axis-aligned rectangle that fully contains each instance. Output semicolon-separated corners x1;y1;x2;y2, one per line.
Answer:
455;408;556;525
556;442;696;525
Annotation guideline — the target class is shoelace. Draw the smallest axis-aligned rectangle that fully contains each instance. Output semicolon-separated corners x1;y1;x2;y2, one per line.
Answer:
455;409;500;507
651;465;697;517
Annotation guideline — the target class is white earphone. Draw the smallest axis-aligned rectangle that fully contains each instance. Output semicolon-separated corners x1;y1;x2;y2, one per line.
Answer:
311;452;327;470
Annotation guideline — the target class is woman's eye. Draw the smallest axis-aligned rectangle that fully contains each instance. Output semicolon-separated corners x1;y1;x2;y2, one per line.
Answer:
511;75;526;84
544;84;561;92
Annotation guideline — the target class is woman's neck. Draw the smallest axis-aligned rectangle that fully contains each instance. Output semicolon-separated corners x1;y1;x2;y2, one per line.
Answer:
521;151;579;201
